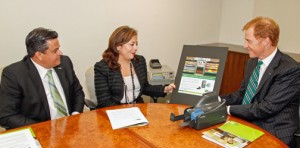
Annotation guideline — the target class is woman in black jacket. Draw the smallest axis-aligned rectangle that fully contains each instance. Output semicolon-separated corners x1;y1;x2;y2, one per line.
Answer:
94;26;175;108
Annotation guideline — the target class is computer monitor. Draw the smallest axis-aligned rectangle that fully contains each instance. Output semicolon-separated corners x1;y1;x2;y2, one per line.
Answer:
170;45;228;106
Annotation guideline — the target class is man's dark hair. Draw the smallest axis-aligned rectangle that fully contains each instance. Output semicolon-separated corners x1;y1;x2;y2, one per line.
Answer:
25;27;58;57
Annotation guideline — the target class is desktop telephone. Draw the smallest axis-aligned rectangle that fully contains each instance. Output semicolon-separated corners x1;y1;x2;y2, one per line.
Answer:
149;59;162;69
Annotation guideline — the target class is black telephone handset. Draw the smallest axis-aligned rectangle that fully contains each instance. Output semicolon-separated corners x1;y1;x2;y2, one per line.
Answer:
149;59;162;69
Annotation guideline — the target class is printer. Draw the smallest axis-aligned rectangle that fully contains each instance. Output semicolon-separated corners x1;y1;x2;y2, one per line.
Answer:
170;92;227;130
148;65;175;86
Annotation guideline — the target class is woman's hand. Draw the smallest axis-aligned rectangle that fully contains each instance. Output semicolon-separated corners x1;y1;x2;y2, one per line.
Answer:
164;83;176;93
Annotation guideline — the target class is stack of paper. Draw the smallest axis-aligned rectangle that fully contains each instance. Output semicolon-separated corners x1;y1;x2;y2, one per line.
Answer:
106;107;149;130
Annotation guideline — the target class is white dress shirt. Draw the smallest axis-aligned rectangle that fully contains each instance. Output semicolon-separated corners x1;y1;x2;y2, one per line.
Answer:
31;59;70;119
227;48;278;115
257;48;277;84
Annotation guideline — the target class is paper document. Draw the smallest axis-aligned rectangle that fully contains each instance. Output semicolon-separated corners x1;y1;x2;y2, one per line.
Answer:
0;128;38;148
106;107;149;129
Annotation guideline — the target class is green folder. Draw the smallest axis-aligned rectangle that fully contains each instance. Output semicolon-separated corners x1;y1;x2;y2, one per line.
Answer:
218;121;264;142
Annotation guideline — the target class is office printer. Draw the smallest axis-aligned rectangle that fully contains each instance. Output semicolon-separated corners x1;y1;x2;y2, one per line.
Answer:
170;92;227;130
147;65;174;86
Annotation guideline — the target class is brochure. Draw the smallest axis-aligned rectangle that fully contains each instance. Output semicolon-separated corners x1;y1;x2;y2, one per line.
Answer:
202;121;264;148
218;121;264;142
203;128;249;148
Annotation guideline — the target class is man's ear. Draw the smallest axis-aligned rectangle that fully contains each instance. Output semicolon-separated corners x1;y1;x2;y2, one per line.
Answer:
34;52;43;61
264;37;271;47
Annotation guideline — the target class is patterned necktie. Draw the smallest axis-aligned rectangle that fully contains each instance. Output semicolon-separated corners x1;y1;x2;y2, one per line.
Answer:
47;70;68;118
242;61;263;104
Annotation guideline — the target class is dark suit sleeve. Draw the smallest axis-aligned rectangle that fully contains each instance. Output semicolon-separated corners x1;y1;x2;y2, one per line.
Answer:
63;56;85;113
229;66;300;120
94;62;119;108
136;56;166;97
0;67;38;128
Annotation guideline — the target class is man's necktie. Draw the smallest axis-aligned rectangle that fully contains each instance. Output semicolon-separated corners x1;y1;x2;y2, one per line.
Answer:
47;70;68;118
242;61;263;104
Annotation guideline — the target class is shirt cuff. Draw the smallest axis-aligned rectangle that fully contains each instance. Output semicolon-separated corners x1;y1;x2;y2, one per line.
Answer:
227;106;231;115
71;112;80;115
218;96;221;102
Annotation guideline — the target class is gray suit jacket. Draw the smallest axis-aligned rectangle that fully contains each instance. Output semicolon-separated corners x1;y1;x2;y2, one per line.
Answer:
221;50;300;145
0;55;85;129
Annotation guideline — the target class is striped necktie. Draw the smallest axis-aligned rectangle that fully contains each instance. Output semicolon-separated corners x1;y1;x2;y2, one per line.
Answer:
242;61;263;104
47;70;68;118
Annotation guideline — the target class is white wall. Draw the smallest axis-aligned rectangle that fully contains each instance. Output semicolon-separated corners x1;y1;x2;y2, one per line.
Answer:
0;0;223;97
219;0;300;54
219;0;254;45
2;0;298;98
253;0;300;53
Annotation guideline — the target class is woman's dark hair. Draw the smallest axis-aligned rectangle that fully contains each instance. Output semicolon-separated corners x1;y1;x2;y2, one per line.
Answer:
102;26;137;71
26;27;58;57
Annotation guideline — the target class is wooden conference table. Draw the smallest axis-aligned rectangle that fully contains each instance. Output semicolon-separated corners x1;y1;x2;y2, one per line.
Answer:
3;103;287;147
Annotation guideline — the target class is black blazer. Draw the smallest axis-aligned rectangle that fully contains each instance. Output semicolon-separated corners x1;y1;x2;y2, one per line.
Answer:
221;50;300;145
94;55;166;108
0;56;85;129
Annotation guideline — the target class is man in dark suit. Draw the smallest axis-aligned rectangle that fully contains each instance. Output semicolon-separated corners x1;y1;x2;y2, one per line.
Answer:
0;27;85;129
221;17;300;147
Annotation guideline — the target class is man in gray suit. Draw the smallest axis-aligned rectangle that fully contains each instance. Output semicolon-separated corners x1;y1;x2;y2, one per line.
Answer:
221;17;300;147
0;27;85;129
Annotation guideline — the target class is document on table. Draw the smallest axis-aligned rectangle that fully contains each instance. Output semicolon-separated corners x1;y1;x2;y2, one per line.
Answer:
0;128;38;148
106;107;149;130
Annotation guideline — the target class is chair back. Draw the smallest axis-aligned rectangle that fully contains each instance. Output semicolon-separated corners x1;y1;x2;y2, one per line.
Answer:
0;66;4;83
0;66;7;130
85;66;97;109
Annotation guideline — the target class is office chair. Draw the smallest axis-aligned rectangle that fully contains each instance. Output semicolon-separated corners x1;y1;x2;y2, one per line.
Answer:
0;66;7;131
84;66;97;110
0;66;3;83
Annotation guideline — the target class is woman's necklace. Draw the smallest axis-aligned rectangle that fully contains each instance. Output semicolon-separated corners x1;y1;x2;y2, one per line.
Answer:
124;62;136;104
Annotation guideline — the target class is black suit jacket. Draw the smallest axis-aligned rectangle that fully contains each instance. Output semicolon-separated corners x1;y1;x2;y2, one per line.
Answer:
94;55;166;108
221;50;300;145
0;55;85;129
